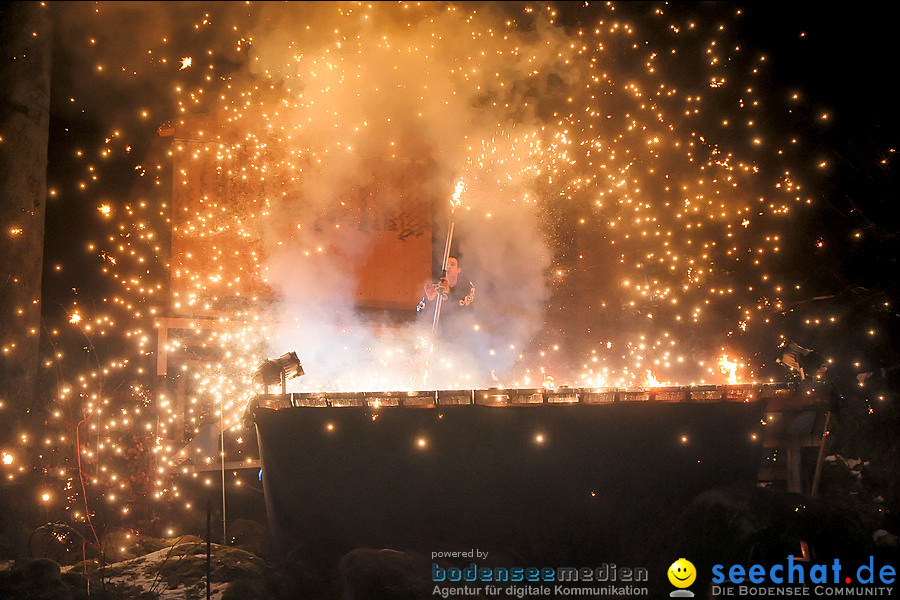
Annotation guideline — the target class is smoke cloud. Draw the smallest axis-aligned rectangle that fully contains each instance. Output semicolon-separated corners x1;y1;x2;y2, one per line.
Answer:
238;3;568;390
46;2;797;392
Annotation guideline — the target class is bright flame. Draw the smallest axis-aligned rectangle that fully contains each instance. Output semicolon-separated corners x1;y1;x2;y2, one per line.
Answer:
718;355;739;385
450;179;466;211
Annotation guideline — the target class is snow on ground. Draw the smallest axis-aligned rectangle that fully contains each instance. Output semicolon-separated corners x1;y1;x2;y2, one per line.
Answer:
65;541;231;599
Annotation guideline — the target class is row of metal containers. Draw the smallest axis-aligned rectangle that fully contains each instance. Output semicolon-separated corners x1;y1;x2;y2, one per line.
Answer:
250;383;794;410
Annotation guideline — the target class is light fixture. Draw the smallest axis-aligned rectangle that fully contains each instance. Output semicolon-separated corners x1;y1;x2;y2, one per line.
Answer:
253;351;304;394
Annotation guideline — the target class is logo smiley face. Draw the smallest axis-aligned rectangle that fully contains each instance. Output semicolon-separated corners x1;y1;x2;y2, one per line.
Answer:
667;558;696;588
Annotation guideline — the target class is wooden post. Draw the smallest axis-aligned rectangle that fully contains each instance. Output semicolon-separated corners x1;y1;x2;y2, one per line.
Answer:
810;412;832;497
0;1;51;438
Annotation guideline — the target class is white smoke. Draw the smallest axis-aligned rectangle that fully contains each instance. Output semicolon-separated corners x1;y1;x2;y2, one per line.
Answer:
240;3;570;390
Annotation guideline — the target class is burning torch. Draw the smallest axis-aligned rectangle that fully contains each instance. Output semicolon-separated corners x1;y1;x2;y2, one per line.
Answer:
432;180;465;335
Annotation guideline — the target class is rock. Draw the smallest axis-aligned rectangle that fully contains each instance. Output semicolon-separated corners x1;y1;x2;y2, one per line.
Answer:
873;529;898;547
0;558;73;600
23;558;63;584
100;528;141;562
338;548;432;600
222;576;269;600
228;518;267;555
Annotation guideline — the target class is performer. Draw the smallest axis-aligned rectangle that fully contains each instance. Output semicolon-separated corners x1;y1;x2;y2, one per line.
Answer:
416;254;475;316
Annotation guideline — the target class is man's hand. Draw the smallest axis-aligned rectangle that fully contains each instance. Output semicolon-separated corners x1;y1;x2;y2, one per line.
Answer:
423;278;450;301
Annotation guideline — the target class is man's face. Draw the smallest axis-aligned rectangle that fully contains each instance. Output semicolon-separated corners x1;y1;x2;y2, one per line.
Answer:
445;257;461;281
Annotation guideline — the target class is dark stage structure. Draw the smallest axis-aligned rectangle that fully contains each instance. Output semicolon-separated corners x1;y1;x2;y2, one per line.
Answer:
246;385;830;569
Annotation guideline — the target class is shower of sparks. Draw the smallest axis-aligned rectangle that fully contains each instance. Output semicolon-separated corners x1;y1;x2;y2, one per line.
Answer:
10;1;862;524
450;179;466;212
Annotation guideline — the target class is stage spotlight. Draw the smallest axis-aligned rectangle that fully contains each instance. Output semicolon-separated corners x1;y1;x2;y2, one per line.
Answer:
254;351;304;393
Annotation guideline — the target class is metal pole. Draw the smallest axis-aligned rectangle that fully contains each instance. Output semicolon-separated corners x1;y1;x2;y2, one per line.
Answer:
206;499;211;600
432;220;455;335
220;396;227;545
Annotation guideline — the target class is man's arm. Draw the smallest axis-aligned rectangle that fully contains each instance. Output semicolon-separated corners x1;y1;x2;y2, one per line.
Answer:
417;280;444;312
423;278;450;301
